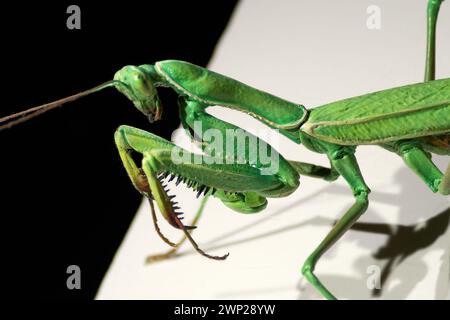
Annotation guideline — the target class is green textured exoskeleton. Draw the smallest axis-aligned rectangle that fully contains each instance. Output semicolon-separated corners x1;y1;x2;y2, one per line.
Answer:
1;0;448;300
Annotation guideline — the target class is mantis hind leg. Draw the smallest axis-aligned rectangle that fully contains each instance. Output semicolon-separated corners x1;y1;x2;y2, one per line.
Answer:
384;140;450;195
301;148;370;300
425;0;444;81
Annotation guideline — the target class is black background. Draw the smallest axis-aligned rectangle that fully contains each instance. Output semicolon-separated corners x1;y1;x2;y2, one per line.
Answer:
1;1;237;299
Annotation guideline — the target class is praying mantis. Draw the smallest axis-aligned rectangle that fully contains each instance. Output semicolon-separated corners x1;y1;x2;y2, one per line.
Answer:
1;0;449;300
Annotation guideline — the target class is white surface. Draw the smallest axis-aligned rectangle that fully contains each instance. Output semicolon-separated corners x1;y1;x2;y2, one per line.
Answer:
97;0;450;299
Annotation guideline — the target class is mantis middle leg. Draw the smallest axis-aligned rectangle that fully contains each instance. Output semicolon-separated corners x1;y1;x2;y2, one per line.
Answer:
301;147;370;300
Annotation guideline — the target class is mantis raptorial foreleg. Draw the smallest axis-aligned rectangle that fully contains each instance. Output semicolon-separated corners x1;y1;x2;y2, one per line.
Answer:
147;98;300;261
301;149;370;300
179;98;339;182
145;160;340;263
146;99;340;262
115;130;151;196
115;124;297;258
115;125;183;247
146;195;208;263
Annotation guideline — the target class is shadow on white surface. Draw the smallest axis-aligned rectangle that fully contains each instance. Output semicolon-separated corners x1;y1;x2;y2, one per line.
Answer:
144;162;450;299
97;0;450;300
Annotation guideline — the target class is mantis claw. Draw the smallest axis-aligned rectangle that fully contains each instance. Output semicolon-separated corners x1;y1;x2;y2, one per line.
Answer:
136;168;153;199
172;214;228;260
145;167;229;261
148;198;177;247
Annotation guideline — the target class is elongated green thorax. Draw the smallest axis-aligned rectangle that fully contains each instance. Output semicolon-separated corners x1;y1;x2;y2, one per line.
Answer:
154;60;308;130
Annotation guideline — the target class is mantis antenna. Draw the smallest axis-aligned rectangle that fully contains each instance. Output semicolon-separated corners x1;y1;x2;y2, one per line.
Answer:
0;80;118;131
1;77;228;261
148;196;229;261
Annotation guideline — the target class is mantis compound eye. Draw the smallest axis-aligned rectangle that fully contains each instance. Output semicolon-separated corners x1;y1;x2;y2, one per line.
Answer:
113;65;162;121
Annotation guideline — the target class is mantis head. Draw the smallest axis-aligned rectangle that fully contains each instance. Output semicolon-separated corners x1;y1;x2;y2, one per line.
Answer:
0;64;165;131
113;65;162;123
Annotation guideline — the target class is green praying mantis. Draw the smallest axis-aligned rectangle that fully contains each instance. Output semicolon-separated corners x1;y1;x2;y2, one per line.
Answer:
1;0;449;300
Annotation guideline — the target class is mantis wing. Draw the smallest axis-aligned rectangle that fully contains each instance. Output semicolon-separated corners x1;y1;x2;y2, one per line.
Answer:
303;78;450;145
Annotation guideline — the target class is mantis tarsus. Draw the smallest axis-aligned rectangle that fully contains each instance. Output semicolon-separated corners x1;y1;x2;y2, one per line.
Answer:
1;0;449;300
